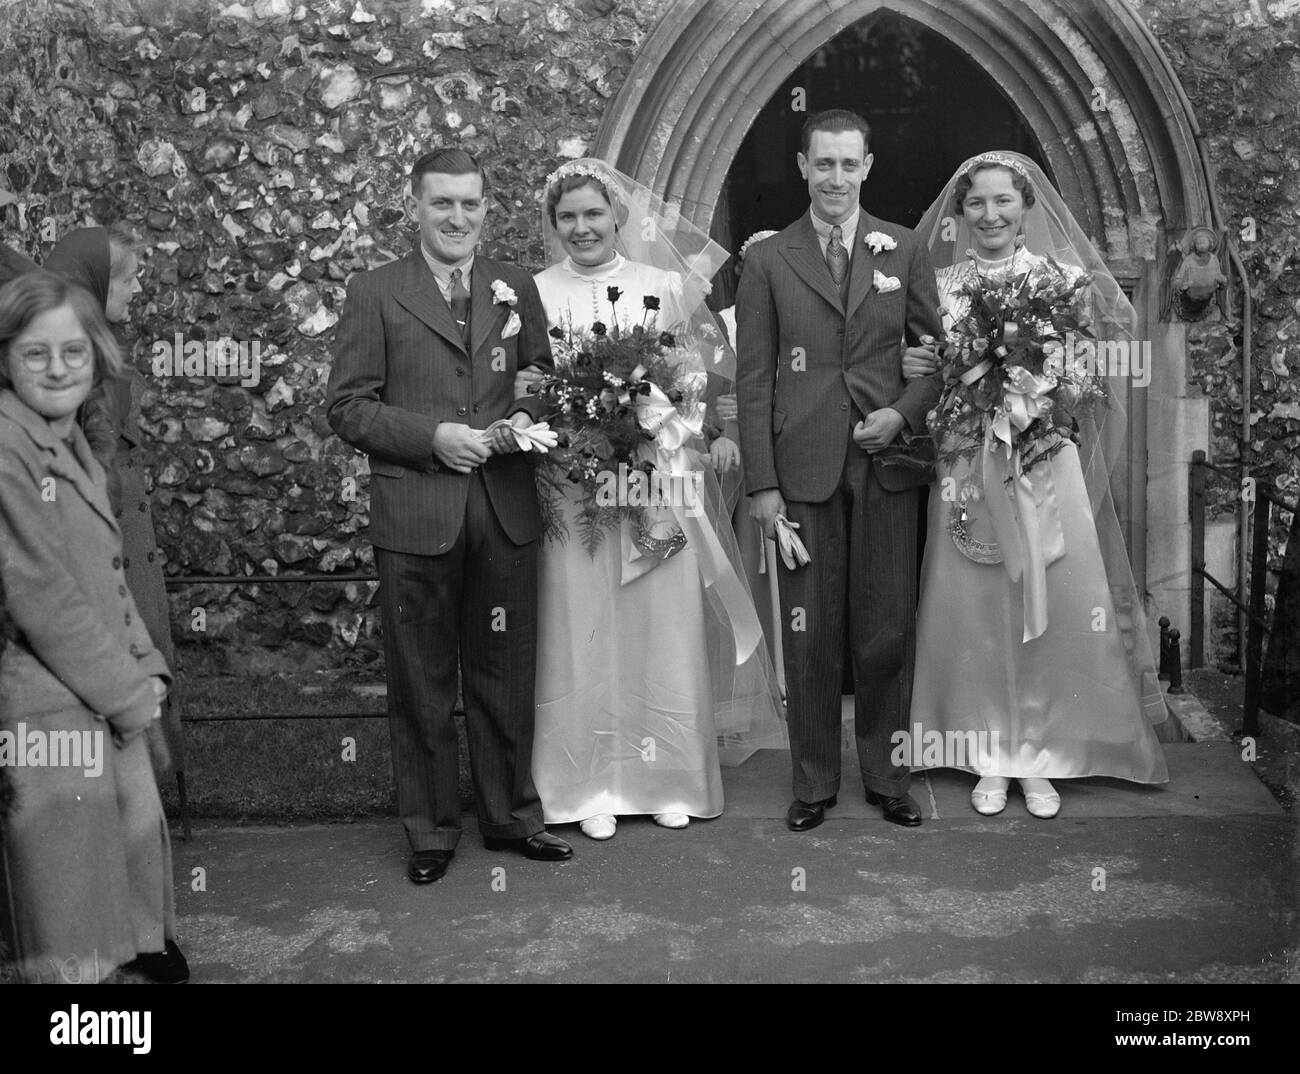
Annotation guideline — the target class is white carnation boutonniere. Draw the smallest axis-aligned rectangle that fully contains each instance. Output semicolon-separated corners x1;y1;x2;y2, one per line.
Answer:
492;279;522;338
864;230;897;255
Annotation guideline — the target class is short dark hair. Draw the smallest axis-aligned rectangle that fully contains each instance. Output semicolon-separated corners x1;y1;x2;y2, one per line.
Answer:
0;271;121;392
544;174;615;228
800;109;871;156
953;162;1037;214
410;148;488;196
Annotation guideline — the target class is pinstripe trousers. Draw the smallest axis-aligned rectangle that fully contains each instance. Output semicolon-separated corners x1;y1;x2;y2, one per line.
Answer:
776;426;919;802
375;469;545;851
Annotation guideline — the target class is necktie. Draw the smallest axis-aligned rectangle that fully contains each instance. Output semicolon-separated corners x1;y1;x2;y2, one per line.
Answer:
826;225;848;288
449;267;471;344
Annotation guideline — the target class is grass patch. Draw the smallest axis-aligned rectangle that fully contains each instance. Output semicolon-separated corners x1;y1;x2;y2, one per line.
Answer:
161;674;473;822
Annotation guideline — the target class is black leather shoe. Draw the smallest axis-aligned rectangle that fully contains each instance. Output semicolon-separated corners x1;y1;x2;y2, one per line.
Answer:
122;939;190;984
407;849;454;884
786;794;837;832
483;831;574;861
865;790;923;827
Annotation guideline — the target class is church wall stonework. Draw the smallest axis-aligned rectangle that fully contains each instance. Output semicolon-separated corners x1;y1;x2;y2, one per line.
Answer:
0;0;1294;671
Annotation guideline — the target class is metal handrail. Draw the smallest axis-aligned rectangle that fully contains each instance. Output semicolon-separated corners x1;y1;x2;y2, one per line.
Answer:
1189;451;1294;736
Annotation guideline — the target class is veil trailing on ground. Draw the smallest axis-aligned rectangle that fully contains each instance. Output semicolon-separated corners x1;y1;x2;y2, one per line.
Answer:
917;150;1166;729
540;160;786;762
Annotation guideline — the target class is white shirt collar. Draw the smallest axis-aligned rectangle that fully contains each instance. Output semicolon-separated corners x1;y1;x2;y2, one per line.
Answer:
420;246;475;294
810;206;861;252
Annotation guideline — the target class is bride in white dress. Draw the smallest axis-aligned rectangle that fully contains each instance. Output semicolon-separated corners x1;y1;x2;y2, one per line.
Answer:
527;160;783;840
903;152;1168;819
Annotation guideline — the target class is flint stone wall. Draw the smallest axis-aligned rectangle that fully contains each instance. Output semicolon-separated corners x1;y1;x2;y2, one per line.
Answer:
0;0;1295;673
0;0;667;672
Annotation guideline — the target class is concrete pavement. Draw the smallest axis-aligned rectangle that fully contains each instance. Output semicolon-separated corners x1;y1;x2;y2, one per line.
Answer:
169;743;1297;983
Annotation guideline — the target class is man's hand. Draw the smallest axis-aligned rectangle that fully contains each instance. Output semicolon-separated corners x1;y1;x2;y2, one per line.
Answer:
749;488;788;539
715;392;738;422
902;338;940;380
708;436;741;473
514;365;545;397
901;347;937;380
433;423;492;473
853;407;907;452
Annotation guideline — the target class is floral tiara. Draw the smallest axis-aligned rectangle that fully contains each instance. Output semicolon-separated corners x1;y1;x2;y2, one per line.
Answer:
959;152;1032;180
544;161;616;194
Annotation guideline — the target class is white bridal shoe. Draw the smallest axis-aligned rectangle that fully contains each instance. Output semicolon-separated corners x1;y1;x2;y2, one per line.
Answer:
653;812;690;829
579;814;617;840
1018;778;1061;819
971;776;1010;815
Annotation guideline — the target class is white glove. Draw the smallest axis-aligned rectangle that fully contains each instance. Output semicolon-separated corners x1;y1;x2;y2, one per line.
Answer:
478;419;559;454
774;514;811;570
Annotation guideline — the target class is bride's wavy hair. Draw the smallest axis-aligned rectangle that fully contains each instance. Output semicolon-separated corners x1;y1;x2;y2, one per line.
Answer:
953;160;1037;214
544;173;626;230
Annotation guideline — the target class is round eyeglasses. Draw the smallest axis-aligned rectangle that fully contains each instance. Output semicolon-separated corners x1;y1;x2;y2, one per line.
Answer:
13;342;94;373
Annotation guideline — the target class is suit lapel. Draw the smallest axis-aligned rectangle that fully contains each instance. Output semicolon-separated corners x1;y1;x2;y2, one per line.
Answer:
845;219;878;321
392;252;466;355
779;213;843;314
469;258;504;360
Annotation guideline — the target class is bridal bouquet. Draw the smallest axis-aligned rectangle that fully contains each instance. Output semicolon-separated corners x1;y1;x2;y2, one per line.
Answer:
928;259;1108;476
529;290;708;553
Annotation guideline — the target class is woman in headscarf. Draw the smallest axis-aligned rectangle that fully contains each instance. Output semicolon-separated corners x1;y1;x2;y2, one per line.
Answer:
44;227;183;778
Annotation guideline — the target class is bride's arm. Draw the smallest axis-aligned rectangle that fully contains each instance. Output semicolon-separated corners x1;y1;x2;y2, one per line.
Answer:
890;239;946;429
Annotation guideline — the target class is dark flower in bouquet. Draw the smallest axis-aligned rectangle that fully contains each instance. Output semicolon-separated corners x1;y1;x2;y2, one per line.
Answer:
927;257;1109;477
530;292;708;553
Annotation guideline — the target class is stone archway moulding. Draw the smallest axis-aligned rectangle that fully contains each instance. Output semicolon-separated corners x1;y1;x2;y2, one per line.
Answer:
593;0;1211;269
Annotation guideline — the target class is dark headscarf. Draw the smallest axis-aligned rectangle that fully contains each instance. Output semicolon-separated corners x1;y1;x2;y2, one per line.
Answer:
45;227;133;479
0;242;39;287
43;227;113;309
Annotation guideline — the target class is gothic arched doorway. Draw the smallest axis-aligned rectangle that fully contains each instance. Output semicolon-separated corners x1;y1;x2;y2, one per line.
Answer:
595;0;1216;630
719;9;1045;291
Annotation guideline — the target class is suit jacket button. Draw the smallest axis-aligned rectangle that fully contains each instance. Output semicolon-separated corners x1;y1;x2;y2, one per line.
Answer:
123;557;131;569
119;585;128;597
455;368;465;377
125;612;132;625
840;402;849;410
112;556;122;569
129;643;141;657
139;503;148;512
456;407;468;416
472;405;480;414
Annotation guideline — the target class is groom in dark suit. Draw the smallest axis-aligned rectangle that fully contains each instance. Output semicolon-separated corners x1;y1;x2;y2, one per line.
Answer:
737;110;943;831
327;148;572;883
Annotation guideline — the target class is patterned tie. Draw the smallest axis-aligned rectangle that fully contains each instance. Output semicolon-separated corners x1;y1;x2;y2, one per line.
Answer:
826;225;849;287
449;267;471;344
